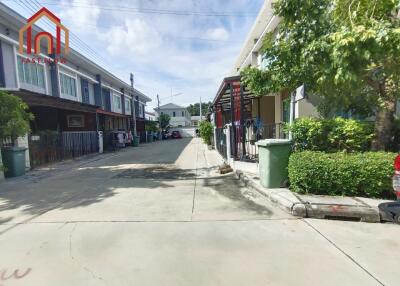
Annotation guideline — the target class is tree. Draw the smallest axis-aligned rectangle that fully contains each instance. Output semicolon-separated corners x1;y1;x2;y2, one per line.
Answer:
0;91;33;143
159;113;170;130
187;102;212;116
241;0;400;150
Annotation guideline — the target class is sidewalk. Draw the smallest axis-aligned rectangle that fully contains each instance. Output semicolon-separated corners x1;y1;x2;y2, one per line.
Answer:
208;143;396;223
235;170;395;223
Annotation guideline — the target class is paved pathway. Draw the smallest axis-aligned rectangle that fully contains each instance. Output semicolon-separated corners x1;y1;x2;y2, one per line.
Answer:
0;138;398;285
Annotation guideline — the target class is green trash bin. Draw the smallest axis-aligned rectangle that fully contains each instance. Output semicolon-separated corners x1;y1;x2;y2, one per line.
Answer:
256;139;292;188
146;132;153;143
132;136;140;147
1;147;27;178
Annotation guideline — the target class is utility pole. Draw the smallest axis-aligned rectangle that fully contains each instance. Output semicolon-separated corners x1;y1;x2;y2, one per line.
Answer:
130;73;137;137
157;94;161;130
199;96;202;122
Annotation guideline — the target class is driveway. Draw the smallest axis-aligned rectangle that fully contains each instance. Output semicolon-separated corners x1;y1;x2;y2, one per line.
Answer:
0;138;398;286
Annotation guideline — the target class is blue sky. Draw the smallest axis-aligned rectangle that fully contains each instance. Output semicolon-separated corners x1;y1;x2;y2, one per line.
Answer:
3;0;263;110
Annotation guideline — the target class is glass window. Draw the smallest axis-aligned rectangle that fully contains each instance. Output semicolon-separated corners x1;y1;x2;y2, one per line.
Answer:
60;73;77;97
125;98;131;114
182;111;184;117
24;62;31;84
17;58;24;83
282;98;290;123
37;65;45;88
17;56;45;89
113;95;121;111
139;104;143;117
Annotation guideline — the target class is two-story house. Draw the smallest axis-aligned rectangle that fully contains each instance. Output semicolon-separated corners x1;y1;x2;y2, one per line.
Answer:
0;4;151;167
155;103;191;127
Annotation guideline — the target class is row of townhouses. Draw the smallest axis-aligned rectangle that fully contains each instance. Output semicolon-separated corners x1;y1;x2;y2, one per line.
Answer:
0;4;152;169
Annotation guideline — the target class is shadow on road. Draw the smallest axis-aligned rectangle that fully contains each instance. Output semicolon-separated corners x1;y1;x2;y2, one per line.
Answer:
0;139;192;222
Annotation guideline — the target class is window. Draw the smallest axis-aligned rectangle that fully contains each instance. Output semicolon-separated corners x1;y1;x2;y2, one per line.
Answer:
60;73;76;97
125;98;131;114
173;111;176;117
282;98;290;123
182;111;184;117
17;56;45;88
113;94;121;111
139;104;143;117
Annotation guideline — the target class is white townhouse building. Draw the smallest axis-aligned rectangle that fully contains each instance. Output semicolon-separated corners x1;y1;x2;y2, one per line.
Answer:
155;103;191;127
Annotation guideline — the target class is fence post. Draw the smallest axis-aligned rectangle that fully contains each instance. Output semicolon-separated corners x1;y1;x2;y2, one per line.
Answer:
213;127;217;150
225;124;232;164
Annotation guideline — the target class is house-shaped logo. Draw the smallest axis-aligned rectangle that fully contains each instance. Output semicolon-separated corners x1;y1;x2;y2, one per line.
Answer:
19;7;69;55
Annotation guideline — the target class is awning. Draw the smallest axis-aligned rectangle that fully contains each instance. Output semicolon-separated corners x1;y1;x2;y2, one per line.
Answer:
212;76;255;110
96;109;130;118
12;89;98;113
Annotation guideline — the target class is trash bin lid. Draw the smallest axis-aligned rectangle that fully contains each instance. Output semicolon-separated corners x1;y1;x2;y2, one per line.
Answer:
1;146;27;152
256;139;292;147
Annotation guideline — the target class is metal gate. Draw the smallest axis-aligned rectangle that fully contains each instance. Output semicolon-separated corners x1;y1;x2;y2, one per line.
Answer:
28;131;98;168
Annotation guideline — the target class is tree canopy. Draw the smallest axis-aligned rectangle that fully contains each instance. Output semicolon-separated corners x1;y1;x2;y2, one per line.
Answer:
159;113;171;130
241;0;400;150
0;91;33;142
187;102;212;116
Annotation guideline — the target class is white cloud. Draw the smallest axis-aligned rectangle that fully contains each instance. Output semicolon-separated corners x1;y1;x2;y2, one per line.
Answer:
59;0;100;30
104;19;162;56
205;27;230;41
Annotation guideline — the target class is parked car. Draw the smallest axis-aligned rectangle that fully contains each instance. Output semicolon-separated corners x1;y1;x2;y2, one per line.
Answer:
171;131;182;139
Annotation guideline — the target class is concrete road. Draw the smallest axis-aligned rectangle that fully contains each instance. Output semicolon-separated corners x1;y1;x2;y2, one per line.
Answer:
0;138;398;286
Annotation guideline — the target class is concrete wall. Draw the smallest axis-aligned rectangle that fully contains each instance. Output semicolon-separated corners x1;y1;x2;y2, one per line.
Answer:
297;93;321;118
251;96;275;124
1;41;17;88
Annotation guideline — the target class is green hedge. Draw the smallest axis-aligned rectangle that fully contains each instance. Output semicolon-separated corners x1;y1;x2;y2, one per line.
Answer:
288;151;396;199
287;117;374;152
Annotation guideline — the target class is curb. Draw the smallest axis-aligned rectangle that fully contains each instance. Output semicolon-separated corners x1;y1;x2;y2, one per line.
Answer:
235;170;381;223
235;170;307;217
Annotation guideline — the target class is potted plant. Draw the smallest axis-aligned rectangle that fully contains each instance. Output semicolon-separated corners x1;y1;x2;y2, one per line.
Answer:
0;91;33;178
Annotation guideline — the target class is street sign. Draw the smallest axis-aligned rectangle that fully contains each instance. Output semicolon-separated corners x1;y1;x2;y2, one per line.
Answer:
295;84;306;102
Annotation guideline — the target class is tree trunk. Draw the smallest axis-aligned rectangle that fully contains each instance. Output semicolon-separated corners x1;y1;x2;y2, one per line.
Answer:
371;97;396;151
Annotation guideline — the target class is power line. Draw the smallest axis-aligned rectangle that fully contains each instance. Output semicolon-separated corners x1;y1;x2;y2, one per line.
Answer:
27;0;259;18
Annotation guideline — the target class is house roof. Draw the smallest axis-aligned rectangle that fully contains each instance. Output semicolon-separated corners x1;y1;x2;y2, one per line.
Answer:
157;103;186;110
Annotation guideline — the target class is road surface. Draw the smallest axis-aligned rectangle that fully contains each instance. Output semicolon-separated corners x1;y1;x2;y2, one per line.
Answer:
0;138;398;285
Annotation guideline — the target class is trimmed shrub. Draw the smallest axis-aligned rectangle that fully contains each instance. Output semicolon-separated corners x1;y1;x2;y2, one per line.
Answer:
199;121;213;145
288;151;396;199
288;117;374;152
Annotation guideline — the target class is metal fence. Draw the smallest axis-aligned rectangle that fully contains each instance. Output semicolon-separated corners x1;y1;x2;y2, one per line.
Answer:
28;131;99;168
232;123;287;161
215;128;227;159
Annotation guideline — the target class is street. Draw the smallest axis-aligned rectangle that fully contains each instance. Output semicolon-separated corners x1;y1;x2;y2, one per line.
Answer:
0;138;399;286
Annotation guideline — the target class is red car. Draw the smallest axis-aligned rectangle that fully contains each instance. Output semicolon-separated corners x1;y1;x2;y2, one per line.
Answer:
171;131;182;139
